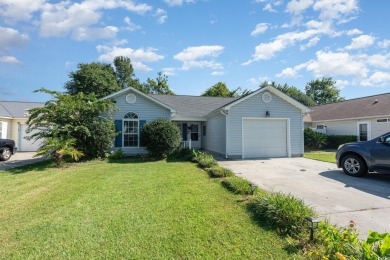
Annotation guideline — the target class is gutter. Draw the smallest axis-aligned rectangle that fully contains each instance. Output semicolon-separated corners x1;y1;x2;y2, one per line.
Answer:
220;109;229;159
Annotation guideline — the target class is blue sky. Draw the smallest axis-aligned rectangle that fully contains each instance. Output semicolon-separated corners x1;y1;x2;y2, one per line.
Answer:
1;0;390;102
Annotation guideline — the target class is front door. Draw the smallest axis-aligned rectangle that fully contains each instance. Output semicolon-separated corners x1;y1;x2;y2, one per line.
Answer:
189;123;201;148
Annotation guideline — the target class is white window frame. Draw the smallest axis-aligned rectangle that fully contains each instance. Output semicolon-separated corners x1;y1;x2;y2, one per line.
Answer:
316;124;325;130
123;112;139;148
357;121;371;141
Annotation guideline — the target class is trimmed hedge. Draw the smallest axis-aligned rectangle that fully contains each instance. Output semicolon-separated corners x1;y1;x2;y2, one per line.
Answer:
207;166;234;178
221;176;253;195
325;135;357;149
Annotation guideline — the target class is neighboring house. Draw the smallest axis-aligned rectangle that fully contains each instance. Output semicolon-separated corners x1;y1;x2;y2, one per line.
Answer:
102;85;311;159
0;101;44;151
304;92;390;141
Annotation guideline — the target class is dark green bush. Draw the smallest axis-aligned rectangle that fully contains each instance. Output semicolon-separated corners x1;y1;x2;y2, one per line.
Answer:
197;154;216;168
108;148;124;160
304;128;327;149
325;135;357;149
221;176;253;195
141;118;181;158
169;148;196;161
207;166;234;178
248;192;315;236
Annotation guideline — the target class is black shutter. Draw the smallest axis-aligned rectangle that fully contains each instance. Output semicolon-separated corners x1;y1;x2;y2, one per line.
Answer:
139;120;146;146
114;120;122;147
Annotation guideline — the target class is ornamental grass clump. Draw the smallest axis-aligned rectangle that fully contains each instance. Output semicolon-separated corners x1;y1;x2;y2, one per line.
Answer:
248;192;315;236
221;176;253;195
207;166;234;178
193;152;216;168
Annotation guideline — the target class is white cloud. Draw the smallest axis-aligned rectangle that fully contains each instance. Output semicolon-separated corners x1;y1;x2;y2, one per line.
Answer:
346;28;362;35
345;34;375;50
40;0;151;40
0;27;29;53
154;8;168;24
378;39;390;49
263;3;277;12
97;45;164;72
286;0;314;15
313;0;359;21
276;67;299;78
251;23;269;36
163;0;195;7
124;17;141;31
335;79;349;89
211;71;224;76
0;55;22;66
361;71;390;87
365;53;390;69
174;45;224;71
0;0;45;22
162;67;176;76
72;26;118;41
300;36;320;50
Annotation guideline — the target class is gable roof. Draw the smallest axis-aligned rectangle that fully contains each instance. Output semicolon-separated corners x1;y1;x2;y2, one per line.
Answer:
305;92;390;122
0;101;44;118
222;85;311;113
150;94;237;118
101;87;177;113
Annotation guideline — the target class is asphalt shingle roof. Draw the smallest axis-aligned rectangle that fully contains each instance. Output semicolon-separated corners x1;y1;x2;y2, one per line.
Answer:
149;95;238;117
0;101;44;118
305;92;390;122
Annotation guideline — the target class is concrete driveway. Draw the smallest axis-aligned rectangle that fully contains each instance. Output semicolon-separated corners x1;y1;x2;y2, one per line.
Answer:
219;158;390;238
0;152;45;170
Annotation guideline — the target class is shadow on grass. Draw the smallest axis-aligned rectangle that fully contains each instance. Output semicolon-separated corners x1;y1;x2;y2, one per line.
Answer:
5;159;55;175
106;156;161;164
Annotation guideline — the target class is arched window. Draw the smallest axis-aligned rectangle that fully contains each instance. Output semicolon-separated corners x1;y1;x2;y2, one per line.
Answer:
123;112;139;147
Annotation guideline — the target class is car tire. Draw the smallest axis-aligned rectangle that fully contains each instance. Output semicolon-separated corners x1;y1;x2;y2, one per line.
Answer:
341;154;367;177
0;147;12;161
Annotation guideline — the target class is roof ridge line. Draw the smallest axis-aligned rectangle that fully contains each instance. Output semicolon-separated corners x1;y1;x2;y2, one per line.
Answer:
312;92;390;107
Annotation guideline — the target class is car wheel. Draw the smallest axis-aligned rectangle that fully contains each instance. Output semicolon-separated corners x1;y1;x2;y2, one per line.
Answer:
341;154;367;177
0;147;12;161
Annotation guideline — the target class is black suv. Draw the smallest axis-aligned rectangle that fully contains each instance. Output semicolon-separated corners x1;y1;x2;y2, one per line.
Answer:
336;132;390;177
0;139;17;161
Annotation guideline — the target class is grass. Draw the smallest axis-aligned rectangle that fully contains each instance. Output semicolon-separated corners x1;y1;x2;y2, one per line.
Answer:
304;150;336;163
0;158;296;259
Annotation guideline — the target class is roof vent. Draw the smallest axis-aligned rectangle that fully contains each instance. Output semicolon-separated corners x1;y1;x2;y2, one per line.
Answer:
373;99;378;104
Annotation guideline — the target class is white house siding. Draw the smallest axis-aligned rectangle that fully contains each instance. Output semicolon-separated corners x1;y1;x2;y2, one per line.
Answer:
313;120;356;136
227;92;303;158
112;91;171;155
202;112;226;155
369;118;390;139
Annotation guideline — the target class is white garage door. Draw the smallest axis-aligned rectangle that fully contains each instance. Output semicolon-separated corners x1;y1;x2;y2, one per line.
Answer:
18;124;42;152
243;118;288;159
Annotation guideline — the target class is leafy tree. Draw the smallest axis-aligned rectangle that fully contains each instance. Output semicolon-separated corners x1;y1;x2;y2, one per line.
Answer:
143;72;175;95
113;56;143;91
141;118;181;158
35;137;84;167
260;81;315;107
305;77;345;105
26;88;117;158
201;82;251;97
65;62;121;98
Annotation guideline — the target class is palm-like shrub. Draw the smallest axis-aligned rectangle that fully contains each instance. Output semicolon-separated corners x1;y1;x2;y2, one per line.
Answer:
35;137;84;167
304;128;327;149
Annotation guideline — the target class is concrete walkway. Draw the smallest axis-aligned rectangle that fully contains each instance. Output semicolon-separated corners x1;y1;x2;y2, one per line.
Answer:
219;157;390;238
0;152;46;170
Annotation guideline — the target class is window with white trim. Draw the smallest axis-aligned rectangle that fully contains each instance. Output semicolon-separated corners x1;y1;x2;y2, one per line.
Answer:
377;119;388;123
123;112;139;147
316;125;325;130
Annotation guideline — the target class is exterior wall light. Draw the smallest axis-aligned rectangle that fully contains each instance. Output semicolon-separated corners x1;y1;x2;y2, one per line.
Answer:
265;111;270;117
305;217;320;241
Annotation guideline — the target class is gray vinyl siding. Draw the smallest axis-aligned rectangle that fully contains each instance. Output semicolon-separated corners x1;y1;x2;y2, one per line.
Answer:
112;90;171;155
227;92;303;157
203;112;226;155
313;120;356;136
371;118;390;138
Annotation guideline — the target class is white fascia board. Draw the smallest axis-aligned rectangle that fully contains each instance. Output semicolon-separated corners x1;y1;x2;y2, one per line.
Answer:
223;85;312;113
310;114;390;123
171;116;207;122
101;87;176;113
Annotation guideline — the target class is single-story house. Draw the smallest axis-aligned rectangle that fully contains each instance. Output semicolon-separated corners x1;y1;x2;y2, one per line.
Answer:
304;92;390;141
102;85;311;159
0;100;44;151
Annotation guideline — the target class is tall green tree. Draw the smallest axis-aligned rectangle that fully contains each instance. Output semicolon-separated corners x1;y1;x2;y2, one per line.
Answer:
305;77;344;105
65;62;121;98
113;56;143;91
143;72;175;95
260;81;315;107
201;82;250;97
27;88;117;158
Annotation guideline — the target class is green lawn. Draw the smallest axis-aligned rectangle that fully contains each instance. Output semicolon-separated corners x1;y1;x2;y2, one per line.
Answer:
304;150;336;163
0;159;296;259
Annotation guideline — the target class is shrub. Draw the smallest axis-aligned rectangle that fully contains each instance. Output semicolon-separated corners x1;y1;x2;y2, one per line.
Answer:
141;118;181;158
221;176;253;195
304;128;327;149
325;135;357;149
108;148;124;160
197;154;216;168
248;192;315;236
169;148;196;161
207;166;234;178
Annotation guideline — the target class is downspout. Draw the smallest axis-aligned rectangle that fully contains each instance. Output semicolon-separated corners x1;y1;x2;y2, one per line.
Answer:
220;109;229;159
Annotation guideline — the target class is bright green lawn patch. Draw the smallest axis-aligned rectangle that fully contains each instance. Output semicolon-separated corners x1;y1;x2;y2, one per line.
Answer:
304;150;336;163
0;159;296;259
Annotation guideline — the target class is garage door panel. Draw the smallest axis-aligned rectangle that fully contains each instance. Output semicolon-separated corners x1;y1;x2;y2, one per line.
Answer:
243;119;288;159
19;124;42;152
